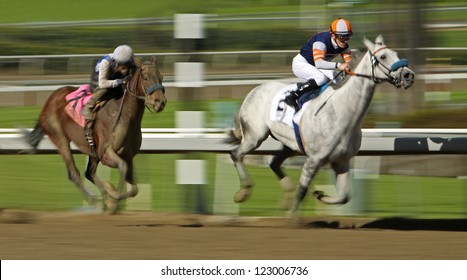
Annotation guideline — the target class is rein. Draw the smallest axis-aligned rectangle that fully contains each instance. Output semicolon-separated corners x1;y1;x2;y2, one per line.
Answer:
126;66;148;101
314;47;408;117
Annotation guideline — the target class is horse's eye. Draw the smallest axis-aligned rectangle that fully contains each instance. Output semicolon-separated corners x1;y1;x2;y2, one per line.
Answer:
380;54;386;60
143;75;148;80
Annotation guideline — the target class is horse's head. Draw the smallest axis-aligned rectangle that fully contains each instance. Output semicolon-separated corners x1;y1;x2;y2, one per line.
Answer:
363;35;415;89
130;57;167;112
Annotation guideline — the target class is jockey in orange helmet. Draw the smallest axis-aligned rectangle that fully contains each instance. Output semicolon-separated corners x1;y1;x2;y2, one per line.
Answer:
284;18;353;110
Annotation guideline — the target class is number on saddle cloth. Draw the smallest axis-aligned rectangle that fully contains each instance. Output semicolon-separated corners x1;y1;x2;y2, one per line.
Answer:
297;84;328;110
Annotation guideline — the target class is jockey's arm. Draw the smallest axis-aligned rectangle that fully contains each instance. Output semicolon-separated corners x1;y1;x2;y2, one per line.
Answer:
313;42;340;70
97;60;123;88
313;41;353;71
338;50;352;71
341;51;352;64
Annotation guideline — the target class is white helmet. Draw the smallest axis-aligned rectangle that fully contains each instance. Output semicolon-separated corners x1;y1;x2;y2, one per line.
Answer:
113;45;134;64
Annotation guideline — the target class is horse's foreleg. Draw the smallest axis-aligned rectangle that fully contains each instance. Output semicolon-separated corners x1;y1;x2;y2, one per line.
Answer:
84;157;111;211
288;156;321;216
88;162;120;203
269;145;296;210
100;148;138;201
316;162;350;205
123;159;139;199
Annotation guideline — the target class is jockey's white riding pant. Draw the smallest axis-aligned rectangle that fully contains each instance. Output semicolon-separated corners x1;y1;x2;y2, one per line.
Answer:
292;54;339;86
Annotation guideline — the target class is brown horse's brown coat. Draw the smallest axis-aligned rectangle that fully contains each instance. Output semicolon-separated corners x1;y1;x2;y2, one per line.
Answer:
25;58;166;213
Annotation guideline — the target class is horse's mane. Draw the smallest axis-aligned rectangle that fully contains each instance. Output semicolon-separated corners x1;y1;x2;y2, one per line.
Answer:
331;47;367;90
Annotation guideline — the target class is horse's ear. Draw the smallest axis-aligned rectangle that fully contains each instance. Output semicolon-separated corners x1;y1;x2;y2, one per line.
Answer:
135;57;143;67
151;56;157;65
375;34;385;46
363;36;374;52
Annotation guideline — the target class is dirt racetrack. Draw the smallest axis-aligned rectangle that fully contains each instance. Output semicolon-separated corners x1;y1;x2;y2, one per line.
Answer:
1;209;467;260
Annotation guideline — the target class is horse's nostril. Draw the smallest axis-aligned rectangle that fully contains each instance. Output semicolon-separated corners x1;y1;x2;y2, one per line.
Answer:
403;71;415;80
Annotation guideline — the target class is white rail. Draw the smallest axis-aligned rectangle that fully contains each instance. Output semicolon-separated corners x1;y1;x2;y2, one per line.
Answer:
0;128;466;155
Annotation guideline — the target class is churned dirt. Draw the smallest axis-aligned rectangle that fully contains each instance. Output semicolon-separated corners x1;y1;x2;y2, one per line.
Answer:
1;209;466;260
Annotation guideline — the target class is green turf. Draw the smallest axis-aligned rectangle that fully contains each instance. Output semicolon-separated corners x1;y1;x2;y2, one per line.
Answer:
1;150;466;218
1;101;466;218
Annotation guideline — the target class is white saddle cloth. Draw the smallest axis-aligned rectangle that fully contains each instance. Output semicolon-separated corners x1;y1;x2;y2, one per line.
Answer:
269;84;310;127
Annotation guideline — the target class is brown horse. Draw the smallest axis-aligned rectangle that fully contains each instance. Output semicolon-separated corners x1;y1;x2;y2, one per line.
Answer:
23;57;166;213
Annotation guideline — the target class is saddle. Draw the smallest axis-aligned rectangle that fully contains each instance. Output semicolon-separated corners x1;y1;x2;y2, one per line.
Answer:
297;83;328;110
64;85;104;128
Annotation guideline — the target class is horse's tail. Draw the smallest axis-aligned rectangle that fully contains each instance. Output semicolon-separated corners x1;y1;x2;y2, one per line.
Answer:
223;112;242;146
22;122;45;151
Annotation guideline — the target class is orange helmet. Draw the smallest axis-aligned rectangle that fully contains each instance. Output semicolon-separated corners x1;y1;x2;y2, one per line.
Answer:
330;18;353;36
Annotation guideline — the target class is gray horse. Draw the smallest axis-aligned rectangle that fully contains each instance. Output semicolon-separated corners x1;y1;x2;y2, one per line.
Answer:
224;35;415;215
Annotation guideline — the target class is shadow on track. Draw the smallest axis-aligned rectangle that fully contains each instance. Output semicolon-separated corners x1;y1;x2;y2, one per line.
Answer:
306;217;467;232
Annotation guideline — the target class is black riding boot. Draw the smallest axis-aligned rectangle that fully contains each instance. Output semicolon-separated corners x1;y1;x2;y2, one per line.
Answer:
284;79;319;110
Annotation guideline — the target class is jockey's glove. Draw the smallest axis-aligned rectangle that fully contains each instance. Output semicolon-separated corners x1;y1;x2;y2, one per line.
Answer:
122;75;131;84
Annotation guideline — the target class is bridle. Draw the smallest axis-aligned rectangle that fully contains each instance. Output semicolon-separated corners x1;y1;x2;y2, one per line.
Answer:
345;46;409;88
112;62;165;130
126;63;165;102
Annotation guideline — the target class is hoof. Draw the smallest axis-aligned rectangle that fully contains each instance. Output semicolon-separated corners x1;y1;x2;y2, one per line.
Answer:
286;200;300;218
233;189;250;203
312;190;325;200
286;208;299;220
105;198;120;215
279;191;295;211
128;186;139;198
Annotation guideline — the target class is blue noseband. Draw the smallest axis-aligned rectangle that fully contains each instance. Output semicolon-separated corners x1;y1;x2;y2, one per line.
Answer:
390;59;409;71
147;83;165;95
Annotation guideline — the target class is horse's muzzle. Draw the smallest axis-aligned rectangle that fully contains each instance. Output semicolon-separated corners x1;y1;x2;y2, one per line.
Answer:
401;68;415;89
154;99;166;113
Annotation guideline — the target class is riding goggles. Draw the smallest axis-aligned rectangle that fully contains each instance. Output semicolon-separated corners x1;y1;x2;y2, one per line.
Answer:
334;34;352;42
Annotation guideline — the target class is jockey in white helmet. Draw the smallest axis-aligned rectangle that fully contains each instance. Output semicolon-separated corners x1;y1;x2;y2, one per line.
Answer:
82;44;136;157
284;18;353;110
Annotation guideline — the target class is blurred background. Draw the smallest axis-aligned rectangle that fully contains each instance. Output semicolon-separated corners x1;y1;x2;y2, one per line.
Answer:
0;0;466;218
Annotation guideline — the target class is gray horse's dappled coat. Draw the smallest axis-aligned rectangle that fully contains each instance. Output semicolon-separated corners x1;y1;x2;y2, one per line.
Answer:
225;35;415;215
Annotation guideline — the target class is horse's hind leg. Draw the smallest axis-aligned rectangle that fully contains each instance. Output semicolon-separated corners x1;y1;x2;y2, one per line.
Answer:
269;145;296;210
48;135;101;206
230;134;267;203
